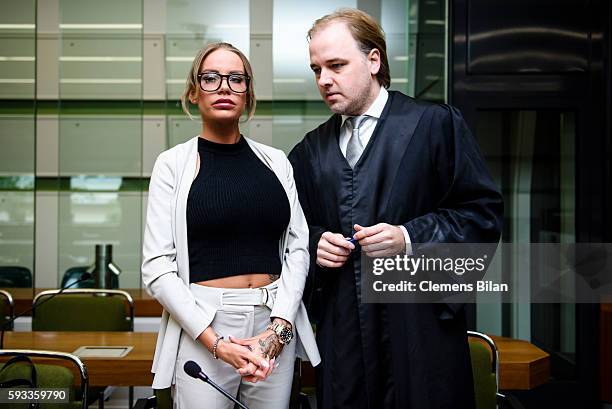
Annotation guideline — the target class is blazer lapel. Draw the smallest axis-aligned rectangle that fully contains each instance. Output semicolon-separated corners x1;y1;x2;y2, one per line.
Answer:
174;137;198;283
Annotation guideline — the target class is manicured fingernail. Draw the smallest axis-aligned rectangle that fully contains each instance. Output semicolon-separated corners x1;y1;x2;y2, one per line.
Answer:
261;360;269;368
274;363;279;369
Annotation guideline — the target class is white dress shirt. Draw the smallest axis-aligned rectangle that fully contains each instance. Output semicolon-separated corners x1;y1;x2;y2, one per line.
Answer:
339;87;412;255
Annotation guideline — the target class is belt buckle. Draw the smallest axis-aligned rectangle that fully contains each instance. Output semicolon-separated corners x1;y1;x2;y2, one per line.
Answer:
260;287;269;305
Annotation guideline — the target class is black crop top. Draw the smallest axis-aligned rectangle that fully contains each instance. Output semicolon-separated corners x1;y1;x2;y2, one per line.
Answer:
186;136;291;282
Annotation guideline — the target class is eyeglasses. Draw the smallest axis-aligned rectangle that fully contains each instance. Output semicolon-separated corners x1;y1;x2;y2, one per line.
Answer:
197;72;250;93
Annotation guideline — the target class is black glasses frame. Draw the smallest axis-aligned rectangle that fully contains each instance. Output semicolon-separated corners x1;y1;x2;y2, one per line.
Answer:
197;72;250;93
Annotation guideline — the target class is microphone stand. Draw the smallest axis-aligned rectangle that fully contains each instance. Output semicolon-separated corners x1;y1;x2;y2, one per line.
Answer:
184;360;250;409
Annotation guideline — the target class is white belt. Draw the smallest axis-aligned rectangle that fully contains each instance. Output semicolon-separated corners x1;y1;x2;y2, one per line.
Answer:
221;285;277;310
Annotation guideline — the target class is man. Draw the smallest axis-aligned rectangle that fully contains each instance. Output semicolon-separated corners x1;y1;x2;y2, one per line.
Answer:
287;8;503;409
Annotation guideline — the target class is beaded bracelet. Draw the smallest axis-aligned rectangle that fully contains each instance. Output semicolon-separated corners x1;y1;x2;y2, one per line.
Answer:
212;335;224;359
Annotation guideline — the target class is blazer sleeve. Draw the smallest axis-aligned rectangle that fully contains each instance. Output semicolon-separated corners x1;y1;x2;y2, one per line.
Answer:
269;155;310;328
403;105;503;245
402;105;503;318
141;151;211;340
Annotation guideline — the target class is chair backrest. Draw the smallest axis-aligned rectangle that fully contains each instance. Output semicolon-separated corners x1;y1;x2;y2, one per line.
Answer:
468;331;499;409
0;266;32;288
32;289;134;331
0;349;88;409
0;289;14;330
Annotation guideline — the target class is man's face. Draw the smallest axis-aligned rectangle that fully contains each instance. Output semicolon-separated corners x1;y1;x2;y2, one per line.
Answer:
309;21;380;115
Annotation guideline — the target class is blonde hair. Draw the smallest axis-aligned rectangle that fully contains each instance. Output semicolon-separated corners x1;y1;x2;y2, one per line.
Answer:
180;42;256;121
308;8;390;89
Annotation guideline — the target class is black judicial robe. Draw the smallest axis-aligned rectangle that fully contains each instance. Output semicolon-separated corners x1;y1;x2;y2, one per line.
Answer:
288;91;503;409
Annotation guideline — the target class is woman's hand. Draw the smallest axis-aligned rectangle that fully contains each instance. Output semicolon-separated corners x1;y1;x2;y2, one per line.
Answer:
215;339;272;382
229;330;284;382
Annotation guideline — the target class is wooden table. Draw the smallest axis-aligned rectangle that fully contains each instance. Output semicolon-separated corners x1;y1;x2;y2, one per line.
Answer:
488;335;549;390
3;331;156;386
3;331;548;390
6;288;162;317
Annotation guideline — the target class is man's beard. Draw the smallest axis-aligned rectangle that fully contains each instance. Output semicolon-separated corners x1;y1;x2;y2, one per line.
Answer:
328;84;371;116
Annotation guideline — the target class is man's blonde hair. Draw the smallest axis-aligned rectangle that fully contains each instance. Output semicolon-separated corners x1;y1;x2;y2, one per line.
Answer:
180;42;256;121
308;8;390;88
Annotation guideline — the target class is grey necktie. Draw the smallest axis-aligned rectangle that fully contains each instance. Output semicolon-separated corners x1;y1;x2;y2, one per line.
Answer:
346;115;368;168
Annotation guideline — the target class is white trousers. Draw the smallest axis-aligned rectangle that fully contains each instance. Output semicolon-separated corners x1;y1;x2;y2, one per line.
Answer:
173;282;297;409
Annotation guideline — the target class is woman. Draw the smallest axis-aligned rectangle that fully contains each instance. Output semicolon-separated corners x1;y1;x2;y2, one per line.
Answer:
141;42;320;409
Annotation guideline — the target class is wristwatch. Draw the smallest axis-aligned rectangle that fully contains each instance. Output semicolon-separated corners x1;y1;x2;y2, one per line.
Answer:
267;322;294;345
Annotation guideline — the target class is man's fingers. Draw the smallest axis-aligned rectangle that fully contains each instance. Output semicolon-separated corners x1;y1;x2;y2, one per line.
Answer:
317;257;346;268
361;240;388;252
317;248;349;262
365;249;394;258
318;240;351;256
317;249;349;268
353;223;386;240
321;232;354;250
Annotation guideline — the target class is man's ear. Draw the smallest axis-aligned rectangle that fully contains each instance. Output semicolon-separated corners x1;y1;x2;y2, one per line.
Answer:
368;48;381;76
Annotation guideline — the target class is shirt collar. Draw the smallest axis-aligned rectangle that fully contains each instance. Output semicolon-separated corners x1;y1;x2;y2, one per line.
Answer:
341;87;389;127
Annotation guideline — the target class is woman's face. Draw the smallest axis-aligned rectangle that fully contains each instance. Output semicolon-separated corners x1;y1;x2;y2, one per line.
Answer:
191;49;248;125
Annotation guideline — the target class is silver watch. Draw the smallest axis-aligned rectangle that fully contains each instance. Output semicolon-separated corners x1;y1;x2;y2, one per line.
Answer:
267;322;294;345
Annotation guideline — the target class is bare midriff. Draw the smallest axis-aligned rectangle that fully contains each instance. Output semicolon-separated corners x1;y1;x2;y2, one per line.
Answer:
194;273;279;289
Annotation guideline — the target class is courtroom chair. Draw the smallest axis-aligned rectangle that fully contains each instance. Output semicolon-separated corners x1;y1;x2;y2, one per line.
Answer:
61;266;96;289
0;349;88;409
32;289;134;408
61;266;119;289
468;331;526;409
0;266;32;288
0;289;14;330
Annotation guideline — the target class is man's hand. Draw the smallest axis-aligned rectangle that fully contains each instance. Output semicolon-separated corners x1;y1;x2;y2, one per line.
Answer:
229;331;282;382
353;223;405;257
316;231;355;268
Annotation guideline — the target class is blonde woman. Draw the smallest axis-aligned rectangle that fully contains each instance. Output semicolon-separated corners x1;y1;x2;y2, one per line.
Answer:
142;42;320;409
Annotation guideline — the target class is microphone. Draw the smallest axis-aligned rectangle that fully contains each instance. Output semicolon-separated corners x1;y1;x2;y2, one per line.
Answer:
0;272;93;349
183;360;250;409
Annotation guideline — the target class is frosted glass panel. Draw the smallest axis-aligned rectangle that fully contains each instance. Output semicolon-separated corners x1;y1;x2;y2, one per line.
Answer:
58;190;142;288
271;116;329;154
167;115;201;148
59;116;142;176
0;0;36;99
0;0;35;288
167;115;263;150
0;116;35;175
165;0;250;100
59;0;143;99
382;0;410;94
0;191;34;273
273;0;356;100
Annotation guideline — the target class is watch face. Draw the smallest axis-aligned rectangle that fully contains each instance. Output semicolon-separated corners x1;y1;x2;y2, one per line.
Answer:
279;327;293;344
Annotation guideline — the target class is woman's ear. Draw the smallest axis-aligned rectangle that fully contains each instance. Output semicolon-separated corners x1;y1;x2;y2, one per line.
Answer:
189;90;198;104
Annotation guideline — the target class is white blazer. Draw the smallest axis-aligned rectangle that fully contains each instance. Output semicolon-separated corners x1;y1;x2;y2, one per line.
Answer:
141;135;321;389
